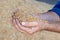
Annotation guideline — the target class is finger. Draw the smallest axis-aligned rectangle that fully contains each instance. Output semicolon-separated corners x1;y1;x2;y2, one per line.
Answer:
15;18;34;34
12;18;26;33
12;14;35;34
12;13;36;34
16;19;41;34
21;22;38;27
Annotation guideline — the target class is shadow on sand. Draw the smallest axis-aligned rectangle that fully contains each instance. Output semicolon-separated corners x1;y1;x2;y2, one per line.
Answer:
36;0;57;5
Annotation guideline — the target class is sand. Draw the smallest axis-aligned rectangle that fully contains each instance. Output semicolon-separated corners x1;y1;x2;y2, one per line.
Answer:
0;0;60;40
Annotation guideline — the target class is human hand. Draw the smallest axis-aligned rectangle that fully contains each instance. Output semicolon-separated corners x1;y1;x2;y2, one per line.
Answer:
12;16;47;34
12;9;47;34
12;9;60;34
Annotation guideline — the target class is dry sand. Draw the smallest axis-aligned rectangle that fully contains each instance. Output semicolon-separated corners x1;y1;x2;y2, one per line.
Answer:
0;0;60;40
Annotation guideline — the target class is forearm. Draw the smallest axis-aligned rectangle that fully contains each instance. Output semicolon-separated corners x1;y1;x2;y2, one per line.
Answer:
46;1;60;32
45;23;60;33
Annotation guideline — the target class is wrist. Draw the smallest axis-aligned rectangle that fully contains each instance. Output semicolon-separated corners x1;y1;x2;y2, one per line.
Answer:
43;23;50;30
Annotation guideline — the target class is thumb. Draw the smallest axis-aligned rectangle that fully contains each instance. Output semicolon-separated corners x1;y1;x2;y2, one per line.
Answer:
21;22;38;27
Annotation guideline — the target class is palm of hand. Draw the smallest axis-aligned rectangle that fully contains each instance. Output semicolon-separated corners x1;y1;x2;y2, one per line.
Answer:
12;9;47;34
12;15;47;34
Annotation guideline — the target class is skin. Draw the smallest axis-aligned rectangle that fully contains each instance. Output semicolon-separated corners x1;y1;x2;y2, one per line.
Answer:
12;18;42;34
12;11;60;34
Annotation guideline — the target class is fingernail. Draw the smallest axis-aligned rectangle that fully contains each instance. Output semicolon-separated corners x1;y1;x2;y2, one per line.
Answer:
22;22;25;25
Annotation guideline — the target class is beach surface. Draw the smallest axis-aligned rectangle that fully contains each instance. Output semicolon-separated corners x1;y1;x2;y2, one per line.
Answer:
0;0;60;40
